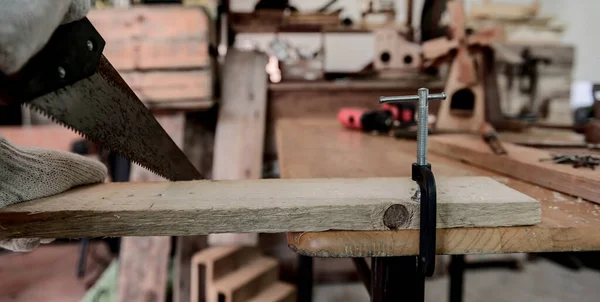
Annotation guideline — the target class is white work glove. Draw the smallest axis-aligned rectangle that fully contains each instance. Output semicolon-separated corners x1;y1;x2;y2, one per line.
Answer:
0;0;107;252
0;136;107;251
0;0;90;74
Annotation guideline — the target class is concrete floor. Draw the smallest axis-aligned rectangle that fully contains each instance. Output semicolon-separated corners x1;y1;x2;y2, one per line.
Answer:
314;259;600;302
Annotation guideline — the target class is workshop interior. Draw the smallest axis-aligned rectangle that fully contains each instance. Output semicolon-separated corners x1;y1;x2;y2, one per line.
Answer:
1;0;600;301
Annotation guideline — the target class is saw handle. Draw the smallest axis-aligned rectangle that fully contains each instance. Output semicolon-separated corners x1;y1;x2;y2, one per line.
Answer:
0;18;104;105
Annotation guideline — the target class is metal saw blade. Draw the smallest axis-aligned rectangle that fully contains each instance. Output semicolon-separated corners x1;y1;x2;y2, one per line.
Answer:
26;56;202;181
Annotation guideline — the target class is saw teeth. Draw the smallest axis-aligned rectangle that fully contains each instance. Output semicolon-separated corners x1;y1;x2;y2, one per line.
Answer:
21;103;168;180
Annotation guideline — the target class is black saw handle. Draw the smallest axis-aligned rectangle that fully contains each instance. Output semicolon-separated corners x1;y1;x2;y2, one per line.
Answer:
0;18;104;105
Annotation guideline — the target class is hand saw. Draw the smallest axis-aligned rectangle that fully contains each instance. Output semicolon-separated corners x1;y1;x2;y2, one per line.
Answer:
0;18;202;181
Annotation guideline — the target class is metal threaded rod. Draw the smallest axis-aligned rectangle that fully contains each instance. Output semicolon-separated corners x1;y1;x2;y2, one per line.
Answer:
379;88;446;165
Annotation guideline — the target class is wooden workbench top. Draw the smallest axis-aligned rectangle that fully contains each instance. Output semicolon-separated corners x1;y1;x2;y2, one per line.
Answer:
276;118;600;257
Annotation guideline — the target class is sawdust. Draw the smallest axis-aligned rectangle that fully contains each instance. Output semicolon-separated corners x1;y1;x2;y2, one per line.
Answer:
552;192;568;201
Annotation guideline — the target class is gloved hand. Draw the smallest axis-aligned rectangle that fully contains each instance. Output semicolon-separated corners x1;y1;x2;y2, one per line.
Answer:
0;0;107;252
0;0;90;74
0;136;107;251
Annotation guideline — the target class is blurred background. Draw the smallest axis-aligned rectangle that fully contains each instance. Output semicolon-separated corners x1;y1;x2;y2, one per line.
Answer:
2;1;600;302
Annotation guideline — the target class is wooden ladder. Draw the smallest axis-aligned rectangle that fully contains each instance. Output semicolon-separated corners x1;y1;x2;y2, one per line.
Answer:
191;246;296;302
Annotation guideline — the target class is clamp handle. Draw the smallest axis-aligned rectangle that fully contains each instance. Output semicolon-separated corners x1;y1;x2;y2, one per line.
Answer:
380;88;446;165
380;88;446;277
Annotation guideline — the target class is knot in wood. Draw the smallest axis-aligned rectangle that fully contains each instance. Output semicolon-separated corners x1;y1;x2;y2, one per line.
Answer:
383;204;410;229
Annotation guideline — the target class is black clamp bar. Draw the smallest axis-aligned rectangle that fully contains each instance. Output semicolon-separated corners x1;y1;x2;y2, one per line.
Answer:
380;88;446;300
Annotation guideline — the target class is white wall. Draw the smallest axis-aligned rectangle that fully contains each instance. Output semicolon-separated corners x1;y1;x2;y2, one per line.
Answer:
231;0;600;81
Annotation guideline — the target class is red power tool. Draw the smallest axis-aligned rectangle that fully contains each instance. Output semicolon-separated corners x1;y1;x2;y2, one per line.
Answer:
338;103;415;132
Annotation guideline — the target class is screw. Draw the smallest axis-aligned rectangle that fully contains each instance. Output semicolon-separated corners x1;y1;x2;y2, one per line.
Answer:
380;88;446;165
58;66;66;79
87;40;94;51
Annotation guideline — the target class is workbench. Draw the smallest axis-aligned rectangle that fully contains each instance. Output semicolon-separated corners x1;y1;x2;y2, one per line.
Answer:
275;118;600;301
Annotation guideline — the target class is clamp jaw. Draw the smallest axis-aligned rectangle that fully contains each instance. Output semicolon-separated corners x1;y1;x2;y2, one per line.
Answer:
380;88;446;277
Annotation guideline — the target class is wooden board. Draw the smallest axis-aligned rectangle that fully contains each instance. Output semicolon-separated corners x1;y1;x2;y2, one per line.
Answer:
89;6;209;71
121;71;212;105
0;126;81;151
210;49;269;246
117;237;171;302
429;134;600;204
212;50;268;180
121;113;185;302
0;177;539;239
498;128;585;146
276;119;600;256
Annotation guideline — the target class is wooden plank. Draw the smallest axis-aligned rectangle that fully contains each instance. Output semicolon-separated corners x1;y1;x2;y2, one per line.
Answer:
246;282;296;302
276;118;600;256
0;177;539;239
210;49;269;245
117;236;171;302
498;128;585;145
191;246;261;302
469;2;539;21
175;111;215;302
121;113;185;302
429;134;600;204
89;6;209;71
212;257;278;302
0;126;81;151
175;236;208;302
121;71;212;104
212;49;268;180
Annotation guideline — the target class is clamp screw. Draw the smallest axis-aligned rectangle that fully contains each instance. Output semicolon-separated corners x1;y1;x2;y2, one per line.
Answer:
380;88;446;166
57;66;66;79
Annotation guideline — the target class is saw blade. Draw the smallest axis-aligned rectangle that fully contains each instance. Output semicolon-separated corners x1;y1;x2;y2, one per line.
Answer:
26;56;202;181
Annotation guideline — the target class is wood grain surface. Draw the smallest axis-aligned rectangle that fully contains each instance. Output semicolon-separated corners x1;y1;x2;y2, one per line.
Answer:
117;237;171;302
121;71;212;105
0;177;538;239
212;50;268;181
89;6;209;71
0;126;81;151
429;134;600;204
121;113;183;302
210;49;269;246
276;119;600;256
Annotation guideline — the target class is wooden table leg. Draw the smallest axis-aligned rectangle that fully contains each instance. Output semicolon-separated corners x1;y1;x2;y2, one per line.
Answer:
371;256;423;302
449;255;465;302
297;255;313;302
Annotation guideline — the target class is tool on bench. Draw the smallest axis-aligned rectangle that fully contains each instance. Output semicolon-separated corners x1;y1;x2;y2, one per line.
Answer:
540;154;600;170
0;18;202;279
480;122;507;155
380;88;446;301
338;103;415;132
0;18;201;181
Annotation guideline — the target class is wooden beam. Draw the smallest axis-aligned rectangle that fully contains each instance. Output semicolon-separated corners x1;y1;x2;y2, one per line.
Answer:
429;134;600;204
88;6;209;71
0;126;80;151
0;177;539;239
212;50;268;180
119;114;186;302
173;111;216;302
210;49;268;246
117;236;171;302
121;70;212;105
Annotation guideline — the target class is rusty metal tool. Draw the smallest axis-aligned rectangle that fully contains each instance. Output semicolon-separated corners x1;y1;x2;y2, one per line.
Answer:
0;18;201;181
480;122;507;155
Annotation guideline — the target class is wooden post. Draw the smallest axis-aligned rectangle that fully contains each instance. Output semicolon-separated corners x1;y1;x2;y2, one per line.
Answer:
209;49;269;246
